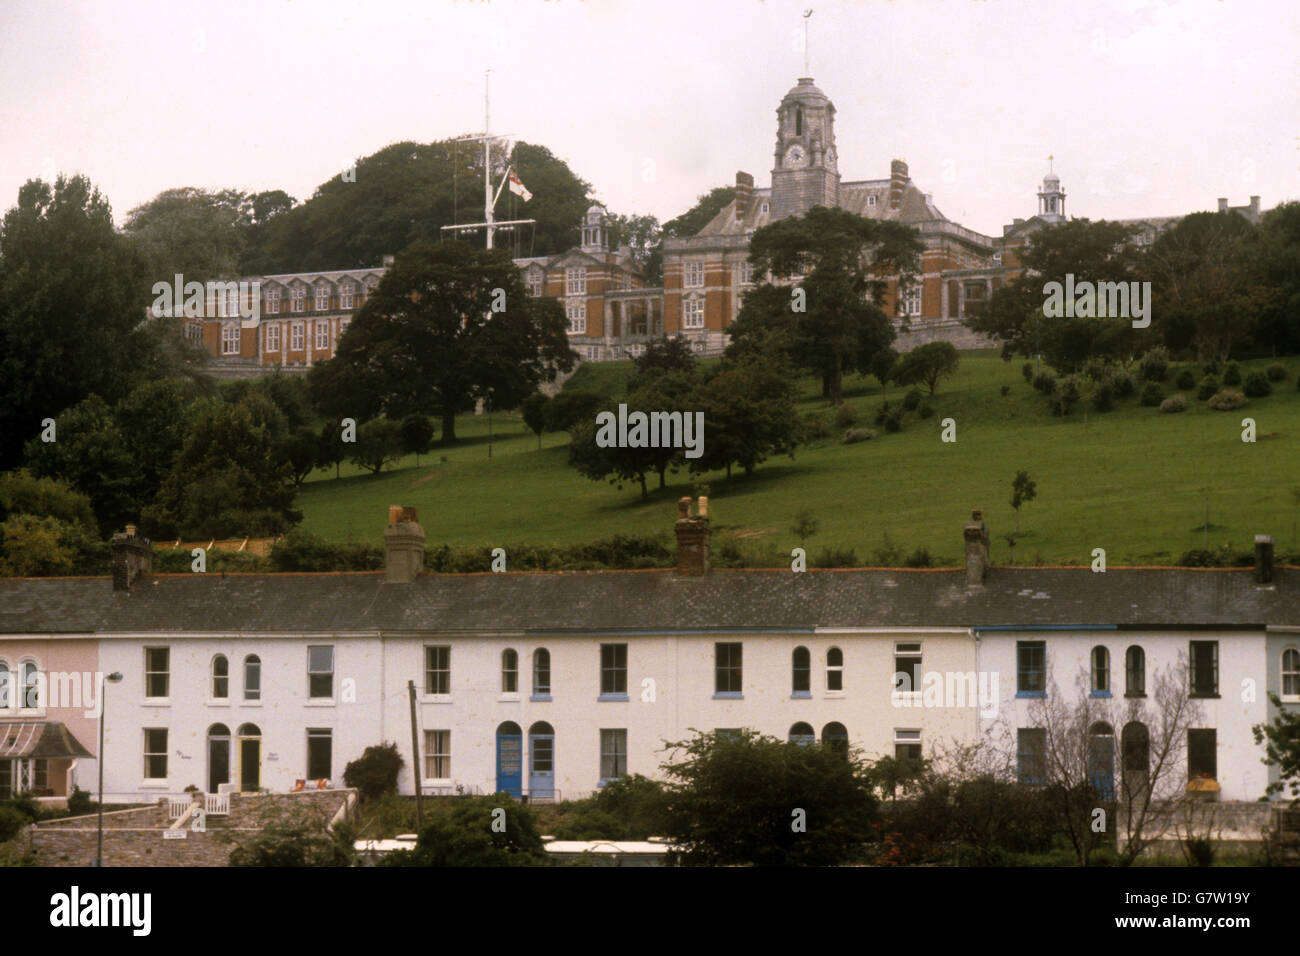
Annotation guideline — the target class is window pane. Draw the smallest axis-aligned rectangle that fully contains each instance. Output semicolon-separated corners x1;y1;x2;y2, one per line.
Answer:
307;730;332;780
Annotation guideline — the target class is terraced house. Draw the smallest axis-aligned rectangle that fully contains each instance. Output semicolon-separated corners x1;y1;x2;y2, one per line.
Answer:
1;504;1296;809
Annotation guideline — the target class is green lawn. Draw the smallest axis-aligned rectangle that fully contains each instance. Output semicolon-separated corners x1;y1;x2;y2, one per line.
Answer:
295;352;1300;565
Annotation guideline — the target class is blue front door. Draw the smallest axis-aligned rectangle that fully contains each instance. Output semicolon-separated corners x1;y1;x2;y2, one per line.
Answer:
496;732;522;798
529;734;554;799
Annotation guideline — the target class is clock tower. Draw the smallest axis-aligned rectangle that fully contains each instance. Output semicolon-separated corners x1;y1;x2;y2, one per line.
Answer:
770;77;840;221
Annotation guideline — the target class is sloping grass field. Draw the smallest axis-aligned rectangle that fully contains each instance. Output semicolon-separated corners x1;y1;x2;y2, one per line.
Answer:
295;351;1300;566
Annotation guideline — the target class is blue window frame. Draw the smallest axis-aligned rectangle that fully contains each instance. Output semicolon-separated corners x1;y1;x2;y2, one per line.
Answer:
1016;641;1046;697
1017;727;1046;784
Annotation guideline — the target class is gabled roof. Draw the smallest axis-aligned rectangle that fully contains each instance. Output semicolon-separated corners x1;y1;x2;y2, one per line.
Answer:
0;567;1295;636
0;721;94;759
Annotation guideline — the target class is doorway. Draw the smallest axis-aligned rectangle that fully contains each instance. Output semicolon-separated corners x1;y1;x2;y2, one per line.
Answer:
237;723;261;792
207;724;231;793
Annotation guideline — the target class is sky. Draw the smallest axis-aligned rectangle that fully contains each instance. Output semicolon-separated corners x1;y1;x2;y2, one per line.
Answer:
0;0;1296;238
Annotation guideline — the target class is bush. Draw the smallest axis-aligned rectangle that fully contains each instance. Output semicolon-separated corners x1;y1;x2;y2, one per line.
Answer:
381;796;547;867
1243;372;1271;397
883;411;903;433
902;389;923;411
1138;347;1169;381
1092;382;1115;413
833;402;858;428
1051;377;1080;416
803;413;831;440
904;547;934;568
1202;359;1222;376
873;402;894;426
1267;362;1287;382
1222;362;1242;386
1111;371;1136;399
66;787;95;817
842;428;877;444
917;401;935;419
1159;395;1188;414
1175;369;1197;390
813;547;860;568
1208;390;1247;410
1139;382;1164;406
343;743;405;801
1032;372;1056;393
1000;384;1010;397
1022;362;1034;383
1197;376;1219;400
0;807;31;843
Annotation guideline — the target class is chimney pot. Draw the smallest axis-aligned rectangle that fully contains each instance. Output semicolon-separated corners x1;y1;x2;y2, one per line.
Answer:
1254;534;1274;585
111;524;152;591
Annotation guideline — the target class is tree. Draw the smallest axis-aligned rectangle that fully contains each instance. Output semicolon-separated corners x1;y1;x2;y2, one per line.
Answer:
22;395;141;533
398;414;436;467
519;393;550;450
0;470;97;534
0;514;87;577
739;206;921;405
316;419;349;480
543;389;604;433
228;801;354;867
0;174;160;470
631;335;696;385
1253;693;1300;802
1010;470;1037;533
342;743;404;801
871;347;899;401
791;509;819;549
660;728;879;866
380;795;548;867
1253;201;1300;356
143;392;300;539
122;186;253;281
349;418;404;475
113;379;201;506
966;219;1147;372
893;342;960;396
661;185;736;240
276;427;322;486
688;341;801;480
308;239;575;443
606;212;663;285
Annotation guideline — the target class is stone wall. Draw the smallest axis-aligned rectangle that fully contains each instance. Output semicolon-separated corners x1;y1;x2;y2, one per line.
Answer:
894;318;998;352
27;789;355;867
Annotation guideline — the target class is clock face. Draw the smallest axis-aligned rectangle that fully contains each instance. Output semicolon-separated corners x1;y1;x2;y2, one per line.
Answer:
785;144;806;168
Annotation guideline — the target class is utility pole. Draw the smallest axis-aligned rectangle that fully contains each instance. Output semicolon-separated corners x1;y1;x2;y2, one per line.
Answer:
407;681;423;833
441;72;535;250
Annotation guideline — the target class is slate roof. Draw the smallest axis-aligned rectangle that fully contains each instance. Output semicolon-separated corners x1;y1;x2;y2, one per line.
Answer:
693;179;947;240
1;567;1295;636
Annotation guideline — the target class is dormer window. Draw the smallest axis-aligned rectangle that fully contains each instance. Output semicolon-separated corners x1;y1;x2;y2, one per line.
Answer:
867;195;877;207
266;289;280;314
315;285;330;311
340;281;354;309
291;288;305;313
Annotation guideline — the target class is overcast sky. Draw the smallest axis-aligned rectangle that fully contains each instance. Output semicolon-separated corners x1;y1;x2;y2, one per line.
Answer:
1;0;1295;239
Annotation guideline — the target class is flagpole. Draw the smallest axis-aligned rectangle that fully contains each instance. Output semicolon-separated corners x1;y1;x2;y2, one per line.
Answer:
484;70;493;250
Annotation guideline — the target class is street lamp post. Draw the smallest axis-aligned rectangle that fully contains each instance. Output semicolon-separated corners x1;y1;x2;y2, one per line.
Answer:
96;671;123;867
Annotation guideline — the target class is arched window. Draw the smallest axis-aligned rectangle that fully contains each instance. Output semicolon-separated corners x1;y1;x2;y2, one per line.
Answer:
533;649;551;697
244;655;261;701
826;647;844;692
822;722;849;756
792;647;810;695
1125;646;1145;697
1283;648;1300;699
789;722;816;746
0;662;9;709
1088;722;1115;801
237;723;261;737
1121;721;1150;798
212;655;229;699
795;106;804;136
21;661;39;709
1091;646;1110;695
502;649;518;693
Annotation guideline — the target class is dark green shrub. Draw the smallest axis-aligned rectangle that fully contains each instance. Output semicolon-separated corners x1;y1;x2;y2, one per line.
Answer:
904;547;933;568
833;402;858;428
1222;362;1242;386
1197;376;1219;400
1111;371;1136;398
1202;359;1222;376
884;411;903;433
67;787;95;817
0;807;31;843
1138;347;1169;381
1185;837;1215;867
1243;372;1271;397
1139;382;1164;406
813;547;860;568
874;402;894;426
918;401;935;419
1000;385;1010;397
1032;372;1056;393
1092;382;1115;413
1266;362;1287;382
804;413;831;440
1022;362;1034;383
343;743;405;801
902;389;923;411
1052;377;1080;416
1175;369;1196;390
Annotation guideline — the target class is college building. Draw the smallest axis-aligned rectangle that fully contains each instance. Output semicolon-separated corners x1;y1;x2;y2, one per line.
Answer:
1;504;1296;808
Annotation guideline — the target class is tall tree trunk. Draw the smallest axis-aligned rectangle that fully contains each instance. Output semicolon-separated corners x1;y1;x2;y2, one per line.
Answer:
639;473;648;498
657;463;666;488
822;374;831;399
441;410;457;444
829;351;844;406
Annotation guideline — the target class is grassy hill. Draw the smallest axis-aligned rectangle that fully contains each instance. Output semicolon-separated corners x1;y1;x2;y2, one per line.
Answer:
294;351;1300;566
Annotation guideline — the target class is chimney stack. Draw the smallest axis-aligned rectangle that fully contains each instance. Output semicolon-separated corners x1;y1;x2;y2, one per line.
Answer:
1217;198;1228;212
384;505;425;583
734;171;754;221
889;159;909;211
675;497;711;576
1254;534;1274;585
964;509;990;586
111;525;152;591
